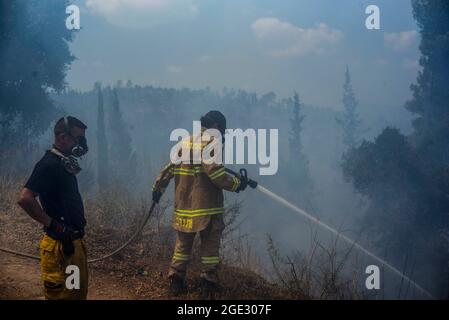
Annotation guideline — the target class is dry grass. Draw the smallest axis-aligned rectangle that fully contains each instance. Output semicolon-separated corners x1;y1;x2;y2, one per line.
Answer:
0;173;294;299
1;171;372;299
266;229;371;300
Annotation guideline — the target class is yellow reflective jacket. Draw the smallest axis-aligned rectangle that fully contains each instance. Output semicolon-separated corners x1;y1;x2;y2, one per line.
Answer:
152;128;241;232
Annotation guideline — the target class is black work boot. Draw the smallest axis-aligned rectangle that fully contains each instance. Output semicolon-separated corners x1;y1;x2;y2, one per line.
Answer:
169;274;187;296
199;277;223;299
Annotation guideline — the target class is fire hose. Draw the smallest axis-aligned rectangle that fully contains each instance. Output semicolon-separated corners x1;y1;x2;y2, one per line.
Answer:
0;201;156;263
0;168;434;298
224;168;434;298
0;170;250;263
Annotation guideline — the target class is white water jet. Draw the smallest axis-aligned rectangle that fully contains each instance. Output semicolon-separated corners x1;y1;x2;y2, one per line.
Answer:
256;184;434;299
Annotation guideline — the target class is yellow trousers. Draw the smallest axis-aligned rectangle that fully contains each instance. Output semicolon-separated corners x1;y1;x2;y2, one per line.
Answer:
169;214;225;283
39;234;88;300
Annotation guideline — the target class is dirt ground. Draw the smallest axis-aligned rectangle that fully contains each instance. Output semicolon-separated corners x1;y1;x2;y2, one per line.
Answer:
0;205;292;300
0;250;290;300
0;252;145;299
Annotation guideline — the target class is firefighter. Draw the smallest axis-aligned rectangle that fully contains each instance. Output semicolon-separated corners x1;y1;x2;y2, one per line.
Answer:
152;111;248;295
17;116;89;300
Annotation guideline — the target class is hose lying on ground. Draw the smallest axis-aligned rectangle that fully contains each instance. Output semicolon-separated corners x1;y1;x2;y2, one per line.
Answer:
0;202;156;264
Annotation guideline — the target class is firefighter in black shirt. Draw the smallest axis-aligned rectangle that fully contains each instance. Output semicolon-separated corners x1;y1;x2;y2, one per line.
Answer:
18;116;89;300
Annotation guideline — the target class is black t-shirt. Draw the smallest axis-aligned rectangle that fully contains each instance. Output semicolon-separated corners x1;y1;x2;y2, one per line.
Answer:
25;150;86;230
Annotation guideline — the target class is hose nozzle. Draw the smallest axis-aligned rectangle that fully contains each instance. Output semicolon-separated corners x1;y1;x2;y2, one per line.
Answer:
239;168;258;188
224;167;258;188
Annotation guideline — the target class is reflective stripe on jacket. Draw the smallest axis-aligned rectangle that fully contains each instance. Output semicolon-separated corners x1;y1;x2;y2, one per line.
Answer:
152;128;240;232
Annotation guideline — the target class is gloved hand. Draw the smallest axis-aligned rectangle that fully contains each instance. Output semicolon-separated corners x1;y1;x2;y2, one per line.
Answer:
49;219;73;239
152;189;163;203
48;219;76;255
235;176;248;193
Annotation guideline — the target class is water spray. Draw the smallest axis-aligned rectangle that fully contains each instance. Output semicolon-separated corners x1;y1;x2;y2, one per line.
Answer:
227;168;434;299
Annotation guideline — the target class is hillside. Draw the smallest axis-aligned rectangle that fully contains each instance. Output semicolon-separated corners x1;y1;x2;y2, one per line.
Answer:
0;182;295;300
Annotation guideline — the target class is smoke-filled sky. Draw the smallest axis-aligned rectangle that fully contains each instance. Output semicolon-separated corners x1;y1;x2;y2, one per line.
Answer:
67;0;420;109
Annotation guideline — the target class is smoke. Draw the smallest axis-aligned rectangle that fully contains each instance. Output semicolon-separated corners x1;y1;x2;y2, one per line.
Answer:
256;184;434;299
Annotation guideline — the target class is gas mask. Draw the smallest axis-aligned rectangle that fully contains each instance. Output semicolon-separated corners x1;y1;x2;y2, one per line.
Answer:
50;148;82;175
62;117;89;158
71;135;88;158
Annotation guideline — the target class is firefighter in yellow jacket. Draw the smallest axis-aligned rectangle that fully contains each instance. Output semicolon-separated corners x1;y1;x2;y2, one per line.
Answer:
152;111;248;295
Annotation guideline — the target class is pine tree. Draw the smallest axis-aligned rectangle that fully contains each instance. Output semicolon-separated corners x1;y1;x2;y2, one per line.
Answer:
342;0;449;297
336;66;363;150
109;87;135;183
289;92;306;161
408;0;449;296
96;83;109;192
0;0;75;169
407;0;449;165
287;92;313;209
